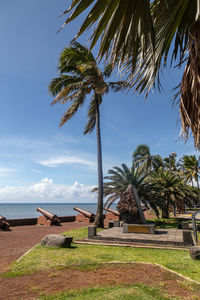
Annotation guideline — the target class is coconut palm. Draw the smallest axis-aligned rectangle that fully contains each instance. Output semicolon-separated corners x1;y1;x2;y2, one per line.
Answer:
132;144;158;175
95;163;160;217
49;42;126;227
163;153;179;174
61;0;200;149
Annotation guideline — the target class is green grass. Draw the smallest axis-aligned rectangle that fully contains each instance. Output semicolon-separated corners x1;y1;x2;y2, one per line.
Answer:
147;218;180;229
37;284;176;300
3;227;200;282
147;217;200;229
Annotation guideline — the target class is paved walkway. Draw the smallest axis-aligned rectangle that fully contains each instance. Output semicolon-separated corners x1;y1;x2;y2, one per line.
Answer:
88;227;189;248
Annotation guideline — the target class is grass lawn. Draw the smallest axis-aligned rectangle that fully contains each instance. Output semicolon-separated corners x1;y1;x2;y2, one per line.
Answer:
38;284;176;300
3;226;200;282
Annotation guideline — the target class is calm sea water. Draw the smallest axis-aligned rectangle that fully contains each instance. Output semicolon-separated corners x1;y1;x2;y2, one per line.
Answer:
0;203;117;219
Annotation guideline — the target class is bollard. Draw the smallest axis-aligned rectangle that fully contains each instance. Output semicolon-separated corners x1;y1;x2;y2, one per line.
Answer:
88;225;97;238
114;220;120;227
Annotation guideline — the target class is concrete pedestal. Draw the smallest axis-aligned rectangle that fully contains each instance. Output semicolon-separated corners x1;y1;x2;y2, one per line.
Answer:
123;223;156;234
88;225;97;238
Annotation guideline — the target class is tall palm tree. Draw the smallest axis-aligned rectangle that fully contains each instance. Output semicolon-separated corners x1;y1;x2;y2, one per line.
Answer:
179;155;200;203
163;153;179;174
49;42;126;227
132;144;157;175
60;0;200;149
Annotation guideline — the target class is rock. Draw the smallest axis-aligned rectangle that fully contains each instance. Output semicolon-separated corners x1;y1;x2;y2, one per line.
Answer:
190;246;200;259
41;234;73;247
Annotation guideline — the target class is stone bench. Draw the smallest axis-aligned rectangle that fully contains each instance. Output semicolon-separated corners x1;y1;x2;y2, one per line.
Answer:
123;223;156;234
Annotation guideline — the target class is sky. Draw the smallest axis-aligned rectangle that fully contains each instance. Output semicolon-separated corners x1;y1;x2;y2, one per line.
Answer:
0;0;198;203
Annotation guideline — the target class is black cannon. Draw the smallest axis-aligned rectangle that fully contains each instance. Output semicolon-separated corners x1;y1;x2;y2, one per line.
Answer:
0;215;10;230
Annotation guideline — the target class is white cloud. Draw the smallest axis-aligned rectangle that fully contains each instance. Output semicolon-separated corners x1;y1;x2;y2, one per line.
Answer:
38;156;96;168
0;167;15;176
0;178;97;203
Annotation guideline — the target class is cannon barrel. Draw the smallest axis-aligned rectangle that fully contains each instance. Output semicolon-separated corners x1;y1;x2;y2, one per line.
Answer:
0;215;10;227
74;206;95;219
37;207;58;221
104;207;120;217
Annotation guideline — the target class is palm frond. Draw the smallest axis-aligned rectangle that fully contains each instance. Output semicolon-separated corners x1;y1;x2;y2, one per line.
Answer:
61;0;155;66
59;92;85;127
107;81;130;92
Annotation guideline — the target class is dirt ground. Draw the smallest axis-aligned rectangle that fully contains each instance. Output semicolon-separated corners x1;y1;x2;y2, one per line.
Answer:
0;221;87;272
0;263;199;300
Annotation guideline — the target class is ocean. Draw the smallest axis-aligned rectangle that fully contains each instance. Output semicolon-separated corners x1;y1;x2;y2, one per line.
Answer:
0;203;117;219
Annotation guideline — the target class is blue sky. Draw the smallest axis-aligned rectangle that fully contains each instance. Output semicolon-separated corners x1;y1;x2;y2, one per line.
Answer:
0;0;198;203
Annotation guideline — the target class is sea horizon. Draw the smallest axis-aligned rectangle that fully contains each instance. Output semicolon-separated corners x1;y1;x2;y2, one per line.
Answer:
0;202;117;219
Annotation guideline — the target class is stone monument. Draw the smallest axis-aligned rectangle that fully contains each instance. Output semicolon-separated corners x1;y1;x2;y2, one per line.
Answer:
117;184;145;224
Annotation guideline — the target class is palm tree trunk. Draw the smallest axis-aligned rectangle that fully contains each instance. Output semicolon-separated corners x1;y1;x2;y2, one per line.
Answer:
94;93;104;227
196;176;200;204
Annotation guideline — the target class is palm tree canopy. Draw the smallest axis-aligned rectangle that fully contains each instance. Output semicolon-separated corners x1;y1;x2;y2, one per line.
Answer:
150;169;196;211
179;155;200;183
61;0;200;149
132;144;158;174
132;144;150;162
49;41;127;132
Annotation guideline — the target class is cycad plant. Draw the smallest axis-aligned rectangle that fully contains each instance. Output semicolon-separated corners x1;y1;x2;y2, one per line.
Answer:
95;163;160;217
49;42;126;227
150;169;196;218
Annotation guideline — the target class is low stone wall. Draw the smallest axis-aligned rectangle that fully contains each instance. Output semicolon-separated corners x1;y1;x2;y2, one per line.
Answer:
59;216;76;223
8;218;37;226
8;216;76;226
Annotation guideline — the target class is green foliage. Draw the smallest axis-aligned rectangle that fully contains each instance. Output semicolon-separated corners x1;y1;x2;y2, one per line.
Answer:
101;144;197;218
97;162;159;216
179;155;200;193
60;1;200;149
60;0;155;71
49;41;127;131
150;169;196;217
